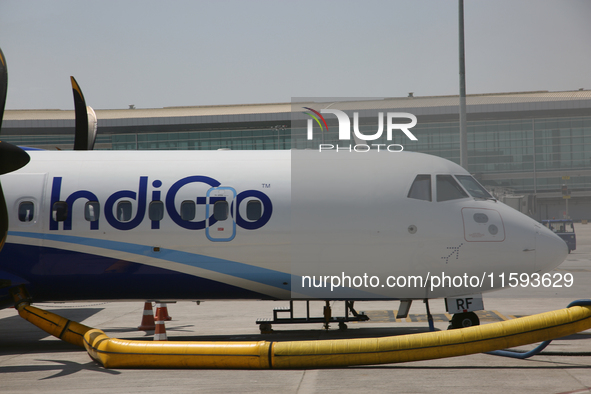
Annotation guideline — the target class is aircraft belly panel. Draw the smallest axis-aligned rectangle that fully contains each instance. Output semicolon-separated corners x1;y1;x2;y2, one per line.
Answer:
1;242;278;301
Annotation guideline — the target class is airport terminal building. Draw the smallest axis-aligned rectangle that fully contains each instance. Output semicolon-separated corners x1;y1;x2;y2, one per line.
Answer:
3;90;591;221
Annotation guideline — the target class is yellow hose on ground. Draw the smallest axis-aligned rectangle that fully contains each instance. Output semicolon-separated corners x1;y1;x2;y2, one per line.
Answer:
79;305;591;369
17;304;92;348
84;329;272;369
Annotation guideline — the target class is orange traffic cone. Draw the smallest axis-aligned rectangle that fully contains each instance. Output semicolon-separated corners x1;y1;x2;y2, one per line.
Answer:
160;302;172;321
137;302;155;331
154;303;168;341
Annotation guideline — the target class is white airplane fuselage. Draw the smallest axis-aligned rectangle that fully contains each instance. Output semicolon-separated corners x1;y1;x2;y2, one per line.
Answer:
0;150;567;306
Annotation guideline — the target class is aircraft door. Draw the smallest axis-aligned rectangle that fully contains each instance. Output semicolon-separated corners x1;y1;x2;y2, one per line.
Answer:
206;186;236;242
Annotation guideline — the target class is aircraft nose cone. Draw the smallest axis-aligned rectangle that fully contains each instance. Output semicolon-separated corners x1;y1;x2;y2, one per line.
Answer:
536;226;568;273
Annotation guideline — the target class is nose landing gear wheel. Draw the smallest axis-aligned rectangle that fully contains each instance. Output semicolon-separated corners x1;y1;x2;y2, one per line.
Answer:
448;312;480;330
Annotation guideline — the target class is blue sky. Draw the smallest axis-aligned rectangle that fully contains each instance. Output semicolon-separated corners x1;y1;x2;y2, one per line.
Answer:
1;0;590;110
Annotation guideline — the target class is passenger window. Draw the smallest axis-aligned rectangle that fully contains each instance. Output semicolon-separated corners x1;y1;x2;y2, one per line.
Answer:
246;200;262;220
181;200;196;221
407;174;431;202
436;175;469;202
149;201;164;221
213;201;228;221
52;201;68;222
117;201;132;222
18;201;35;222
85;201;100;222
455;175;492;199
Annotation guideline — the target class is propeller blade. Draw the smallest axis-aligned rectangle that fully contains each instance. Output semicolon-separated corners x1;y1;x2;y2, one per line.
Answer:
0;48;30;250
0;182;8;250
0;141;30;175
71;76;97;150
0;48;7;129
0;141;29;250
0;47;7;250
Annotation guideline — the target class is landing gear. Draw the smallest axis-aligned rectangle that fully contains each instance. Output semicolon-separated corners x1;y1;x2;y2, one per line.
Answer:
338;321;348;331
448;312;480;329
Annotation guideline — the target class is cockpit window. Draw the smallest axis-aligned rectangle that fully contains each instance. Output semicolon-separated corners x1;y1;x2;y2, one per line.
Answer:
436;175;469;202
407;174;431;202
455;175;493;199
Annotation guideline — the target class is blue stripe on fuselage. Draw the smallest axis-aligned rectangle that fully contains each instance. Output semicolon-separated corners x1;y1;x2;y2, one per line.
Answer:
8;231;290;290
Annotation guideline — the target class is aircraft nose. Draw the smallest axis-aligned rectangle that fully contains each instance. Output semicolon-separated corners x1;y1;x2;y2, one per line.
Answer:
535;226;568;273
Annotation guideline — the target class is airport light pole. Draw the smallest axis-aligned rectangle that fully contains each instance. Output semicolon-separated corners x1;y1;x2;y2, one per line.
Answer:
459;0;468;170
562;180;570;219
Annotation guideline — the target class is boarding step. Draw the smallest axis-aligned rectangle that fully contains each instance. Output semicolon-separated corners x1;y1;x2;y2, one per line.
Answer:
273;307;291;312
273;306;293;320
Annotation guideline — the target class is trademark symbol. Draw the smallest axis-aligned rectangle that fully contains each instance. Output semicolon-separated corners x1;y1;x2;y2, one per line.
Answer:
262;183;271;188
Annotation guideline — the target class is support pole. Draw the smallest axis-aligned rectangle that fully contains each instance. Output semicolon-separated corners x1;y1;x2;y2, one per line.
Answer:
424;298;435;332
459;0;468;170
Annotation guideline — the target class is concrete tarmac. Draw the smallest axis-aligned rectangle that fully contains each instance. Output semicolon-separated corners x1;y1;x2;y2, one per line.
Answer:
1;223;590;393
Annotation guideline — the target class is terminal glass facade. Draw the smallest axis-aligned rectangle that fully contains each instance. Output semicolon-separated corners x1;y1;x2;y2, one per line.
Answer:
4;115;591;195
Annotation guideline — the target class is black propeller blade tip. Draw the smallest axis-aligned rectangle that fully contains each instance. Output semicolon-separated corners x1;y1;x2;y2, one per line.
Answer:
0;141;30;175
